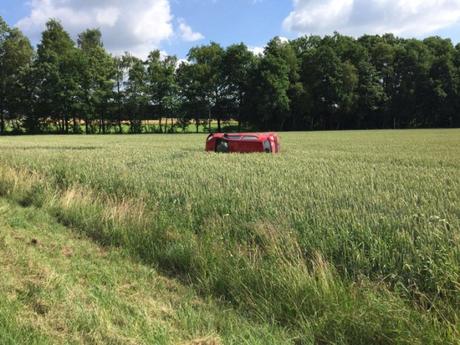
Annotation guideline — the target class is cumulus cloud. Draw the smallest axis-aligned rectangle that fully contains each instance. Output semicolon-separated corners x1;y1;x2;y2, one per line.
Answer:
283;0;460;37
16;0;175;58
178;18;204;42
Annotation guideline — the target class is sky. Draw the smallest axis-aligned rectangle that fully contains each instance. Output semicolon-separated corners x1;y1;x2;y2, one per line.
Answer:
1;0;460;59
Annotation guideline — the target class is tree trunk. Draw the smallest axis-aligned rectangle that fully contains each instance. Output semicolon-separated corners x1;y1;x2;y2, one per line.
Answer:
217;115;221;133
208;108;212;133
73;114;78;133
64;113;69;134
292;110;297;131
85;115;89;134
159;117;163;133
0;104;4;135
57;118;63;134
100;108;106;134
237;92;243;132
0;86;5;134
117;81;123;134
85;94;91;134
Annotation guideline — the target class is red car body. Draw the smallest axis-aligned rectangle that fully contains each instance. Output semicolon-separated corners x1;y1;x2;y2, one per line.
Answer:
205;132;280;153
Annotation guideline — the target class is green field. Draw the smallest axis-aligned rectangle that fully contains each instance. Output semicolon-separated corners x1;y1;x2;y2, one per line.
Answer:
0;130;459;344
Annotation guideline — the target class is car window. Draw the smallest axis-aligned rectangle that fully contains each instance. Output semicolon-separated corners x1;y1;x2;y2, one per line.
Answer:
263;140;271;153
216;139;229;153
242;136;258;141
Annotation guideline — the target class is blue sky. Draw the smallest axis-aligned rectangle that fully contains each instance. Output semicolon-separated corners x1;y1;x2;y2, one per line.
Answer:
168;0;292;56
1;0;460;58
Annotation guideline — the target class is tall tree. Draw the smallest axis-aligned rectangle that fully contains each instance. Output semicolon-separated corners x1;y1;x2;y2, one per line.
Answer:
360;35;397;128
424;37;457;127
113;56;128;133
455;43;460;127
0;18;33;134
246;37;298;130
78;29;114;134
34;19;77;133
124;54;148;133
393;39;432;128
187;43;226;132
176;61;209;133
146;50;178;133
222;43;255;130
2;17;460;134
0;17;9;134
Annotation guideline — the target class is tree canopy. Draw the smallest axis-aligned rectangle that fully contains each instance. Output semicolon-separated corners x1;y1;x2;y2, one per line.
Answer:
0;17;459;134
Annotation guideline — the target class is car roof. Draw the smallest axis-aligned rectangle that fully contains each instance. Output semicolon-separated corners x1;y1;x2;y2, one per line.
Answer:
210;132;277;140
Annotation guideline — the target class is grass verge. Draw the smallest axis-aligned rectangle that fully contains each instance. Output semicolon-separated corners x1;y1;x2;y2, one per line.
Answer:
0;197;292;344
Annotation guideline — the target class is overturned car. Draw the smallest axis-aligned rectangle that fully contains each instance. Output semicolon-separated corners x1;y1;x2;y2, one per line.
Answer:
205;133;280;153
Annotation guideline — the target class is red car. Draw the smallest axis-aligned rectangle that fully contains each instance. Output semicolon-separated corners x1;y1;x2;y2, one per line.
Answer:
206;132;280;153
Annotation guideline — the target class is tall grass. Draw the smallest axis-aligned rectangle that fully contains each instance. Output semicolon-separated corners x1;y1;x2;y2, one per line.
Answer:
0;197;293;344
0;130;459;343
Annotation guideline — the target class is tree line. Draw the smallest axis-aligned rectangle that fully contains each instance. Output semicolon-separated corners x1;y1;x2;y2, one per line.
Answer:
1;17;459;135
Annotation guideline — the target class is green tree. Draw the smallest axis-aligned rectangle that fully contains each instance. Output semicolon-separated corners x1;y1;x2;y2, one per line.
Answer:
124;54;148;133
455;43;460;127
360;35;398;127
113;56;128;133
246;37;298;130
78;29;115;134
393;39;432;128
222;43;255;130
0;17;9;134
176;61;209;133
34;19;77;133
146;50;179;133
0;18;33;134
289;36;322;129
187;43;226;132
302;45;340;129
3;18;460;134
424;37;457;127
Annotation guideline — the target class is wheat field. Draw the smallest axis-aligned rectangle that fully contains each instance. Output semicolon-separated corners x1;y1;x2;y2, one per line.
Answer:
0;129;459;344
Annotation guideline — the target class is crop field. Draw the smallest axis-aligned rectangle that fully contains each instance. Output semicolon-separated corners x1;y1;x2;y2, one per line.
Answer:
0;129;459;344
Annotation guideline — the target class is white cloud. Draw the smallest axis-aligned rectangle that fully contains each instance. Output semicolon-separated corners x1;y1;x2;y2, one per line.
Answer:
16;0;174;58
249;46;264;55
178;18;204;42
177;58;189;66
95;7;120;27
283;0;460;37
278;36;289;43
